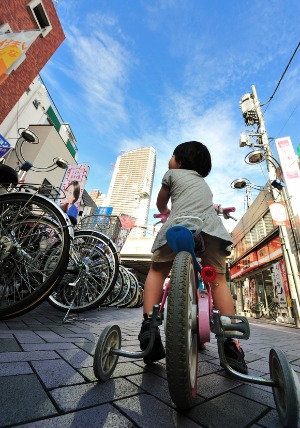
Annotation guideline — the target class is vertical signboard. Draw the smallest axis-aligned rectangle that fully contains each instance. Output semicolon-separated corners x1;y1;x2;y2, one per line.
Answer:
275;137;300;223
57;163;89;219
271;261;288;308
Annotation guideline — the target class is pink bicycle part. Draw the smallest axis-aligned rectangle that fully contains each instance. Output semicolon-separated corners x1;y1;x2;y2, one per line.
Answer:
197;289;211;343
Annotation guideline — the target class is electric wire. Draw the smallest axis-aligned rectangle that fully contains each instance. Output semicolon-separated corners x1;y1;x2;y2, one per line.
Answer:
261;42;300;110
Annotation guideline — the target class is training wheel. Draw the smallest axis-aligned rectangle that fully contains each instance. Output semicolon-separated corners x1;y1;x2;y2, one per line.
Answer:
93;324;121;381
269;348;300;428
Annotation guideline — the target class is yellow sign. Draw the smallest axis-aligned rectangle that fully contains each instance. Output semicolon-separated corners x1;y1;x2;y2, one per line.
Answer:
0;30;41;84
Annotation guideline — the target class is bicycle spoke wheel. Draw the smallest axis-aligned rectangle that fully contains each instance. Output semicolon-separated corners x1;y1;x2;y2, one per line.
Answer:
0;193;70;319
117;270;138;308
108;265;131;307
101;270;124;306
166;251;198;409
48;229;119;312
269;348;299;428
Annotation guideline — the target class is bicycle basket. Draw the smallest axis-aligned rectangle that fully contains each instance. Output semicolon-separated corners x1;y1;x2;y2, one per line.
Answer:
78;214;122;243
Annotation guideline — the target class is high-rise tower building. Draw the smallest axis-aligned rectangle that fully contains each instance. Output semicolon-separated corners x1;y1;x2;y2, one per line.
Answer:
106;147;156;238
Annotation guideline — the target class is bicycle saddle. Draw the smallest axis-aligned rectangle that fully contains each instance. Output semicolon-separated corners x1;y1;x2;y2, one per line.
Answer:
166;226;195;254
0;164;19;184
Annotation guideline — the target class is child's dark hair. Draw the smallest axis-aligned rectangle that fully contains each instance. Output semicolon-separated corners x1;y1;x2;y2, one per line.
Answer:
173;141;211;177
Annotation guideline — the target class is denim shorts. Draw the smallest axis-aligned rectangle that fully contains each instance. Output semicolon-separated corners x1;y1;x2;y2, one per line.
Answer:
151;232;227;274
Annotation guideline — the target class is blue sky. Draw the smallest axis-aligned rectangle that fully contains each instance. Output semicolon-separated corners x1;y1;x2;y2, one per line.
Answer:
41;0;300;231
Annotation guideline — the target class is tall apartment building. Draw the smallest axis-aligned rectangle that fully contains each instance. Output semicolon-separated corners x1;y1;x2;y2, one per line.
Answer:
106;147;156;238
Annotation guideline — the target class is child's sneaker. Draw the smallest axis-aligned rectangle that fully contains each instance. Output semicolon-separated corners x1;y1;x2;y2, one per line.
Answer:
221;339;248;374
138;319;165;364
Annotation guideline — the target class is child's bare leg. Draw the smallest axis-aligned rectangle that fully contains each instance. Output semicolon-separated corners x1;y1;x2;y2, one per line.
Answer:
143;261;173;315
210;273;235;316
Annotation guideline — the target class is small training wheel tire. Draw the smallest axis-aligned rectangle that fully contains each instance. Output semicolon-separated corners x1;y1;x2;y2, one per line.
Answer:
269;348;299;428
93;324;121;381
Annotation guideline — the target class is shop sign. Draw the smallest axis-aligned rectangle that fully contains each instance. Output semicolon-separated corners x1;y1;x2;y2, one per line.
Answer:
275;137;300;220
56;163;90;220
0;30;41;85
231;252;258;279
0;134;11;157
271;261;289;307
268;201;289;226
230;236;282;279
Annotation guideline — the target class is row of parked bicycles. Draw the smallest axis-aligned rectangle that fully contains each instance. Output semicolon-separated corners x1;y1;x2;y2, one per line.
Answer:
0;155;143;320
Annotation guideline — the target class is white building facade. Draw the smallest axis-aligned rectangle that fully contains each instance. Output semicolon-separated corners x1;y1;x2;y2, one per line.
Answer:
105;147;156;238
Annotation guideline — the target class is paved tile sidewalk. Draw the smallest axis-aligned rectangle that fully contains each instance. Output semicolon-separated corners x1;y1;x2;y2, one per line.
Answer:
0;302;299;427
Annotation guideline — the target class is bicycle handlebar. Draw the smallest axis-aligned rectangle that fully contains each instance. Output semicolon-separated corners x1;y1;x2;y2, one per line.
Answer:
154;204;237;222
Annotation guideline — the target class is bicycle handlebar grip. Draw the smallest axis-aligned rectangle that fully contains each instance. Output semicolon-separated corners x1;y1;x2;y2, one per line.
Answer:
153;213;168;223
222;207;236;213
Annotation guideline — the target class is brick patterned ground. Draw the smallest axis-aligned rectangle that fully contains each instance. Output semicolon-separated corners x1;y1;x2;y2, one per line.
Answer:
0;302;299;427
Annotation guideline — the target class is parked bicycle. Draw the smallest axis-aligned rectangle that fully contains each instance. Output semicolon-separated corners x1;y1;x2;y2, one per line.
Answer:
250;301;266;318
0;156;72;319
268;299;281;321
93;207;300;428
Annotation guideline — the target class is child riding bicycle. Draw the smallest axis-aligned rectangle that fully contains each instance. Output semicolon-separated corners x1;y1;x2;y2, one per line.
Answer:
139;140;247;374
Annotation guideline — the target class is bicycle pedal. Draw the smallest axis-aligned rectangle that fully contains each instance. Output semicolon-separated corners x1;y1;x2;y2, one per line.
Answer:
211;311;250;340
221;315;250;340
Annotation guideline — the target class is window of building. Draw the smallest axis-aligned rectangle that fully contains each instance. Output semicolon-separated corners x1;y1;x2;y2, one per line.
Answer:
27;0;52;37
263;211;275;235
250;227;258;245
33;99;40;109
256;218;265;242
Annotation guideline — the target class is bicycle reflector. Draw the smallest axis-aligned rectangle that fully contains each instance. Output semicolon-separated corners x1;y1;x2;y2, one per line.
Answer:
201;266;217;282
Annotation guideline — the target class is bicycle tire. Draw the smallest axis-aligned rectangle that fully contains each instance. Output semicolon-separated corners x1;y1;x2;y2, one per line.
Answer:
48;229;119;312
0;193;70;319
117;270;139;308
268;302;279;321
107;265;131;307
100;270;124;307
269;348;299;428
166;251;198;409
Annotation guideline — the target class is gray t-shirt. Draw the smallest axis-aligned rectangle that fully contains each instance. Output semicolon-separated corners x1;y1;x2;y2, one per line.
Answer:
152;169;232;252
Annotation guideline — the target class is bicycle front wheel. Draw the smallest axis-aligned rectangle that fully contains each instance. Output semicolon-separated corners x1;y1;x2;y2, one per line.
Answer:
48;229;119;312
166;251;198;409
0;193;70;319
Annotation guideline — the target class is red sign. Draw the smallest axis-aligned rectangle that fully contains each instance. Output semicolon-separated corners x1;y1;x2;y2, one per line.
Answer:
268;201;289;226
230;236;282;279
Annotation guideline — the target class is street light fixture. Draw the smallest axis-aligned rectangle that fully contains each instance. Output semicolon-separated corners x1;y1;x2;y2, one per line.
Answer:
231;178;265;208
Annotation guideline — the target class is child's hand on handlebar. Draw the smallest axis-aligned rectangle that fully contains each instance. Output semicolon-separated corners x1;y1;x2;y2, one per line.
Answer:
153;209;170;223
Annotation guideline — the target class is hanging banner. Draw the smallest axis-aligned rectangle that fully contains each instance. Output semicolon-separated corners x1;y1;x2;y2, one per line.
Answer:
267;201;289;226
271;261;289;307
115;214;136;252
275;137;300;218
57;163;89;219
0;30;41;84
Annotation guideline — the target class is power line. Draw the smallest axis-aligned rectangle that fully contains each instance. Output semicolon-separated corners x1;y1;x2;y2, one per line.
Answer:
261;42;300;111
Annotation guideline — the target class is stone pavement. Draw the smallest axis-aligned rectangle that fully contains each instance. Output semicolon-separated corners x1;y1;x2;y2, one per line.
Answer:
0;302;299;428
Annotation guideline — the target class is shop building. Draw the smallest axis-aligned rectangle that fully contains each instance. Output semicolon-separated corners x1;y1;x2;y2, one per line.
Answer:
230;186;297;325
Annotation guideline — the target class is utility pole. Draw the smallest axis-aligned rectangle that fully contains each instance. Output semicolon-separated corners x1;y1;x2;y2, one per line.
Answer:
243;85;300;327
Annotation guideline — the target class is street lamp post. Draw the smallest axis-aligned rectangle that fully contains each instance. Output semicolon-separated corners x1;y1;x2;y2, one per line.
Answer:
239;85;300;327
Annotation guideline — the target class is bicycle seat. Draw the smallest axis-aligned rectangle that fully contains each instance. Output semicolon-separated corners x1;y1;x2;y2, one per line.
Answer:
0;164;18;184
166;226;195;254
